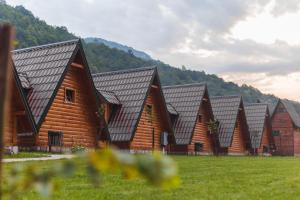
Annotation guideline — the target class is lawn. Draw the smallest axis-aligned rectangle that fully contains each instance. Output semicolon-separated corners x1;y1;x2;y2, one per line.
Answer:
3;156;300;200
3;152;51;159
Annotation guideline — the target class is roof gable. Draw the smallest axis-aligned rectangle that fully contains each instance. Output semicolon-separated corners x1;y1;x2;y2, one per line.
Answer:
93;67;170;142
12;64;37;135
274;99;300;128
163;83;209;145
12;39;84;129
210;95;243;148
245;103;269;148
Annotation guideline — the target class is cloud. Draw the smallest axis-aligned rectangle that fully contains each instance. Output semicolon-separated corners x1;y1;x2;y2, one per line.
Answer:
5;0;300;100
271;0;300;16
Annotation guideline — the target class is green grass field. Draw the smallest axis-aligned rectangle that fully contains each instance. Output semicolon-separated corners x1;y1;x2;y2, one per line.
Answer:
3;156;300;200
3;152;51;159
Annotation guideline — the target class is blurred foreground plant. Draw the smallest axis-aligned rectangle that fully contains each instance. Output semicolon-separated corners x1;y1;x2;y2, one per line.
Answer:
2;148;180;199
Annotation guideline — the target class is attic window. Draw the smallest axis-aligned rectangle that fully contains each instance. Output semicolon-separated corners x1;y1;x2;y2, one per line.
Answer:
146;104;153;123
65;88;75;103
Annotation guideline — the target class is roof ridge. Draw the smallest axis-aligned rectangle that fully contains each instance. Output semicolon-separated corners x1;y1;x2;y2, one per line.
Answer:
211;95;241;99
163;82;206;89
92;66;156;77
245;103;268;107
13;39;79;54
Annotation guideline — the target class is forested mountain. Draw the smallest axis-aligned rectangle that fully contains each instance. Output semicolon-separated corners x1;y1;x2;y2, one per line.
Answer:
0;3;280;104
85;37;152;61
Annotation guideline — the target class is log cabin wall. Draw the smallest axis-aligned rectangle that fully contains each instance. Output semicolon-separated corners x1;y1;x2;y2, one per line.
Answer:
130;87;167;151
228;112;246;155
5;81;32;147
35;62;99;151
257;124;271;154
187;100;213;154
272;103;295;155
293;129;300;156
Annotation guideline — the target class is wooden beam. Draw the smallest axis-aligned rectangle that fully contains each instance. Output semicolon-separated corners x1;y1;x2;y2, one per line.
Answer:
0;24;14;198
71;62;84;69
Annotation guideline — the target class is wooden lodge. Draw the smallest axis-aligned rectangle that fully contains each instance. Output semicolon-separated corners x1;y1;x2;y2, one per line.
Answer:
163;83;215;155
271;99;300;156
92;67;174;152
244;103;273;155
4;66;36;152
210;96;251;155
12;39;101;152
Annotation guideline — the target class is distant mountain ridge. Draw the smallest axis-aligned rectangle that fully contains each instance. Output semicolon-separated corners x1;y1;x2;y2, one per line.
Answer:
1;3;294;107
85;37;152;61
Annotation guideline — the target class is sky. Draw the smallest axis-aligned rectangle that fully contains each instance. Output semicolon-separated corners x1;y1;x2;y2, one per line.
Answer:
6;0;300;101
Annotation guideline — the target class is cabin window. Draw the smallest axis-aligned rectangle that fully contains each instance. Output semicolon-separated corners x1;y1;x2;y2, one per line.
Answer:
198;115;202;123
272;130;280;136
146;104;153;123
263;145;269;153
194;143;203;152
48;131;63;146
65;88;75;103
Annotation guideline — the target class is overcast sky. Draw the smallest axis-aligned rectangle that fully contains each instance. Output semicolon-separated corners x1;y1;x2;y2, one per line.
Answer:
6;0;300;101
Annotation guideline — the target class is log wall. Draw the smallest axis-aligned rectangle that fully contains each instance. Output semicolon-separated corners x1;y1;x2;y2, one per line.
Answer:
130;87;168;151
35;63;99;149
228;112;246;155
257;124;271;154
187;100;213;154
272;102;295;155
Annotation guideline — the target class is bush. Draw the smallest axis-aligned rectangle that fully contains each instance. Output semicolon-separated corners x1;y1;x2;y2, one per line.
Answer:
71;145;86;154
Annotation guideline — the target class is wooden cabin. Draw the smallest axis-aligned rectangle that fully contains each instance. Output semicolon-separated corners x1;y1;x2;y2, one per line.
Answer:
245;103;273;155
271;99;300;156
12;39;101;152
210;96;251;155
4;67;36;152
163;83;215;155
92;67;174;152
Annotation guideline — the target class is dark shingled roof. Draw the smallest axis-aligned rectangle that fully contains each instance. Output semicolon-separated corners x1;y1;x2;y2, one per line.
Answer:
166;103;178;116
245;103;269;148
12;39;97;130
92;67;172;142
99;90;121;105
163;83;212;145
18;72;31;89
274;99;300;128
12;64;37;135
210;95;245;148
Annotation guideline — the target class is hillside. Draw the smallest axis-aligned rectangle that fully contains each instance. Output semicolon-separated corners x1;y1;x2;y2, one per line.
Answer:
0;3;279;104
85;37;152;61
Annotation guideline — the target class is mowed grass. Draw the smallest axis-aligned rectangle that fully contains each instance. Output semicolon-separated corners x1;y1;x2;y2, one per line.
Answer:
3;156;300;200
3;152;51;159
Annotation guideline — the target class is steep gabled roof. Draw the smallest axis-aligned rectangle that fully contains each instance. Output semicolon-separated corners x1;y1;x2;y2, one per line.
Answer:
245;103;270;148
166;103;178;116
12;39;98;131
163;83;212;145
12;64;37;135
92;67;173;142
273;99;300;128
210;95;246;148
98;90;121;105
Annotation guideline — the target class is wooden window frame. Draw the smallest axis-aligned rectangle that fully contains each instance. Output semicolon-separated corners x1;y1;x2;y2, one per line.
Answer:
65;87;76;104
48;131;63;147
146;104;153;123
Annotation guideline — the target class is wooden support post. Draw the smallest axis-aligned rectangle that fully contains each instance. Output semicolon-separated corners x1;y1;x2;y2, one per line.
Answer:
0;24;14;199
